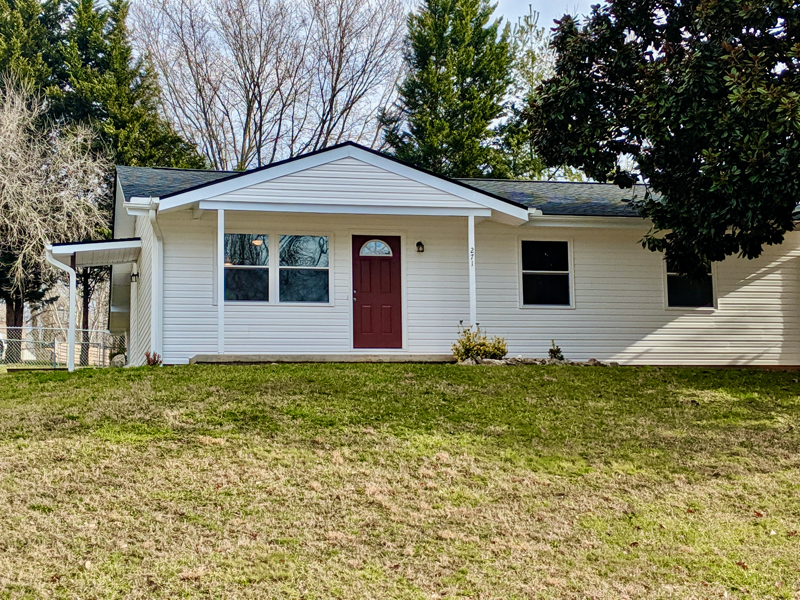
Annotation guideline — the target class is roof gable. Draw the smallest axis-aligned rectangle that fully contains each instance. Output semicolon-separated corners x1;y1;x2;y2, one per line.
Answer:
150;143;528;222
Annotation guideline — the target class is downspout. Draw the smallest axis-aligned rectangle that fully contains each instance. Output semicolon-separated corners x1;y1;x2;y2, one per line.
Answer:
45;243;77;372
148;198;163;358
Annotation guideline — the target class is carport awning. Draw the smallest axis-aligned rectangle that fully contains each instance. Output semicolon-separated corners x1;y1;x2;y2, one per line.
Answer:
50;238;141;267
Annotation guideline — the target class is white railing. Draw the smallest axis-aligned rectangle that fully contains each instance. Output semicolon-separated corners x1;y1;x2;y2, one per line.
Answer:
0;327;126;369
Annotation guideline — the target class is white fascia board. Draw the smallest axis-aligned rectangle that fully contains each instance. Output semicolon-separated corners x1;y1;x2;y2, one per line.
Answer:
197;200;492;218
526;214;651;229
157;145;529;221
51;239;142;255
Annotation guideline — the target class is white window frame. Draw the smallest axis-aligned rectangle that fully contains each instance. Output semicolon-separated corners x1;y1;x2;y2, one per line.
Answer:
277;233;333;305
663;260;717;311
221;230;334;306
518;237;575;309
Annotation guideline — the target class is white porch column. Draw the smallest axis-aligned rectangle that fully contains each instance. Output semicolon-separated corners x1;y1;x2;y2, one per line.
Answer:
217;209;225;354
468;214;477;327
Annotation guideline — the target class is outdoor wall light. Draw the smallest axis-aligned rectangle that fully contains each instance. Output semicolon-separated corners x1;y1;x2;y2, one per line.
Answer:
130;272;140;283
251;238;263;246
416;241;425;253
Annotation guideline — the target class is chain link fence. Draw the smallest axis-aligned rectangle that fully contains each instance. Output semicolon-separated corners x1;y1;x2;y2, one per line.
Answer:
0;327;127;370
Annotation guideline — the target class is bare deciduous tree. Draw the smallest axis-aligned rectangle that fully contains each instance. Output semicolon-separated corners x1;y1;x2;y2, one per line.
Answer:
131;0;406;170
0;82;110;361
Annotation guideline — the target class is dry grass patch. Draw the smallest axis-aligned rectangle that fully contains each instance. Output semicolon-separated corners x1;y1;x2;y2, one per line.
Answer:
0;364;798;598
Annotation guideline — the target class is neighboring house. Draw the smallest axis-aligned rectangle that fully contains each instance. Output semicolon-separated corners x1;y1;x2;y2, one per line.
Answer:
47;142;800;369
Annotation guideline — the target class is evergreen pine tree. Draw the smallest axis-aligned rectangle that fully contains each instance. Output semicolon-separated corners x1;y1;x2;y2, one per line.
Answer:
381;0;513;178
54;0;205;167
0;0;66;89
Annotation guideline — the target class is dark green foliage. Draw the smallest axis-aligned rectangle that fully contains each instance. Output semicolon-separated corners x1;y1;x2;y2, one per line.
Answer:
52;0;205;168
0;0;66;89
381;0;513;178
526;0;800;276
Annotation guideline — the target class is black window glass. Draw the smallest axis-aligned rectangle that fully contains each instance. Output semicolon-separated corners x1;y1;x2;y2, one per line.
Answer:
667;275;713;307
225;233;268;266
279;235;328;267
279;269;329;303
666;260;713;307
224;268;269;301
522;241;569;272
522;273;570;306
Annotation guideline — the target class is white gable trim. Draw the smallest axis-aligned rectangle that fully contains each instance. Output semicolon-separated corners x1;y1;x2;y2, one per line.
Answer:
155;145;529;222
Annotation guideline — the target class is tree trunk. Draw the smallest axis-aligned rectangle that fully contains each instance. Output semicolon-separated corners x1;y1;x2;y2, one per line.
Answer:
4;295;24;364
80;270;91;367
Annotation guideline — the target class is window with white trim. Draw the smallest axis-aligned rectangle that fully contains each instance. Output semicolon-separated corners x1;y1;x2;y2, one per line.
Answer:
666;259;713;308
224;233;269;301
521;241;571;306
279;235;330;302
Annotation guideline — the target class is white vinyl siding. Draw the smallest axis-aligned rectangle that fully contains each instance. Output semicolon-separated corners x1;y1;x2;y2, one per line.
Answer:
129;215;153;366
206;157;483;210
476;222;800;365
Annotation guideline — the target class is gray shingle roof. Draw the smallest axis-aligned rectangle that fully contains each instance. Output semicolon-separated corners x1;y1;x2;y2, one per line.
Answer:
116;165;237;202
116;164;645;218
458;179;644;217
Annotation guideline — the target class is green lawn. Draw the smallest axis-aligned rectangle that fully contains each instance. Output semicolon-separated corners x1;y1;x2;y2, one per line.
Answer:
0;364;798;598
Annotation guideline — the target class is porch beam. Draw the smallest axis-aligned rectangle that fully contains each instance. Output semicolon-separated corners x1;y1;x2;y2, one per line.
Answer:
196;200;491;218
468;215;477;327
217;209;225;354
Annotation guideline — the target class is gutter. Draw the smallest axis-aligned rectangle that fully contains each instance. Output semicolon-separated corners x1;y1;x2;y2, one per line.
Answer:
148;198;164;358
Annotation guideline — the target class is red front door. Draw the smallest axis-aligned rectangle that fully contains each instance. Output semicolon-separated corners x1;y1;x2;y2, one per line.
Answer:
353;235;402;349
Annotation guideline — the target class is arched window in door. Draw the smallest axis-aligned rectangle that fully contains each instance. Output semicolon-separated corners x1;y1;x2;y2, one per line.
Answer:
359;239;393;257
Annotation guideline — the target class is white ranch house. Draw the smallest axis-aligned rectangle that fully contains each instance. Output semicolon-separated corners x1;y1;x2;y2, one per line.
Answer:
47;142;800;369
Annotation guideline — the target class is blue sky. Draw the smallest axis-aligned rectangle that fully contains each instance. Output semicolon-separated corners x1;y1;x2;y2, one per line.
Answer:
495;0;596;30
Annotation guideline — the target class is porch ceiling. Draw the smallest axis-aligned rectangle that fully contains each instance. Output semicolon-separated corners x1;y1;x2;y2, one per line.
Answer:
50;238;142;268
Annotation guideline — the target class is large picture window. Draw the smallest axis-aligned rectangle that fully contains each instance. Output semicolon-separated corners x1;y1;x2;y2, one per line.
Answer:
666;260;714;308
521;241;571;306
224;234;269;301
279;235;330;302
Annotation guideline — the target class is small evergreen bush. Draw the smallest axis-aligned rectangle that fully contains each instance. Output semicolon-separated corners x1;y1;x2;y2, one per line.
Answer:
548;340;564;361
452;322;507;361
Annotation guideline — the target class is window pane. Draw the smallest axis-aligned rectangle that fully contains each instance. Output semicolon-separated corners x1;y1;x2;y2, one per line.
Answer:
667;275;713;307
225;268;269;301
522;241;569;272
522;273;570;305
280;269;329;302
225;234;268;266
360;240;392;256
280;235;329;267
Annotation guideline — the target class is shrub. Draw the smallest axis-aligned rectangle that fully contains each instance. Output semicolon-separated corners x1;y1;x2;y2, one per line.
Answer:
145;351;162;367
452;322;507;361
548;340;564;361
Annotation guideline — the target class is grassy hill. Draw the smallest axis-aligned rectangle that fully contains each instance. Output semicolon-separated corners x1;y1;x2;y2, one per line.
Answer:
0;364;798;598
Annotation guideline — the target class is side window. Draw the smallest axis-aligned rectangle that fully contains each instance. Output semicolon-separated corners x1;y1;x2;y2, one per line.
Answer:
666;260;714;308
279;235;330;302
224;234;269;301
521;241;571;306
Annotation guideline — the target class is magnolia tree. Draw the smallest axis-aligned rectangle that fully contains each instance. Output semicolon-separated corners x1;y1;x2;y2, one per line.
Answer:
0;83;109;362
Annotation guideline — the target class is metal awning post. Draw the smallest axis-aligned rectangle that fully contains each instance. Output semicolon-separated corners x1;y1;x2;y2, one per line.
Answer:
45;243;77;372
